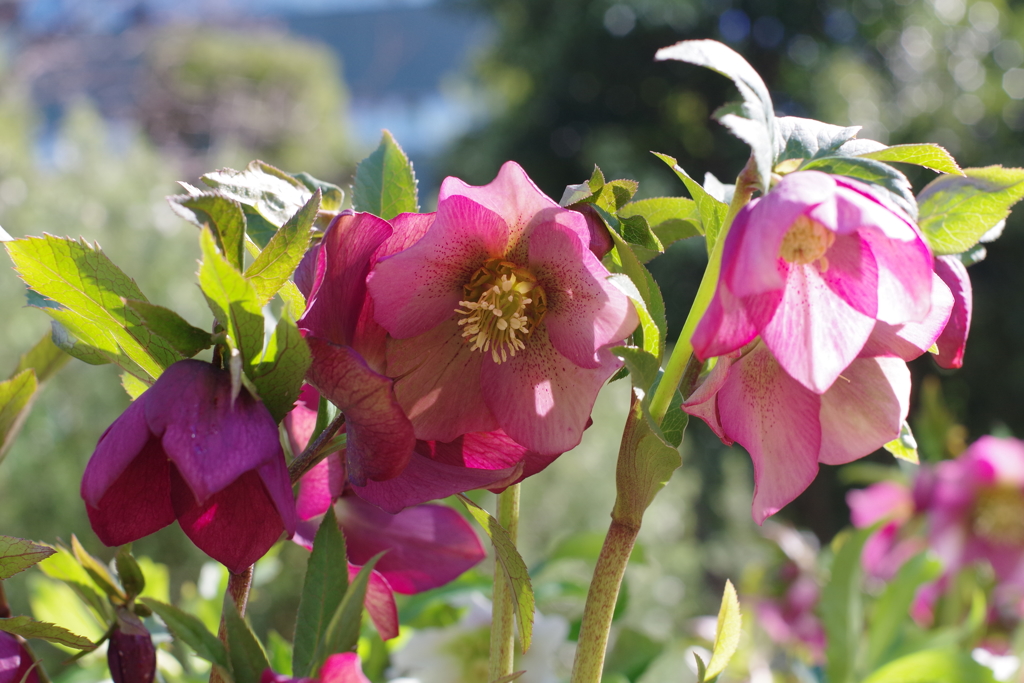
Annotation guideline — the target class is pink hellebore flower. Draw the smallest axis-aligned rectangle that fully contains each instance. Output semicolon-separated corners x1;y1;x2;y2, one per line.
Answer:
847;479;925;580
81;360;297;574
261;653;371;683
0;632;39;683
755;573;826;664
368;161;638;455
932;254;972;369
692;171;937;394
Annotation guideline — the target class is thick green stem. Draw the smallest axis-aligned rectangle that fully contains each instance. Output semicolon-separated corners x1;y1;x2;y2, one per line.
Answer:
569;520;639;683
210;566;254;683
488;483;520;682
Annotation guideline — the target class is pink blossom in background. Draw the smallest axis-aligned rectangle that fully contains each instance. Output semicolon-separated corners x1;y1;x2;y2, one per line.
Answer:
847;479;925;580
692;171;939;394
80;360;296;574
368;161;638;455
683;340;911;522
261;653;371;683
755;573;826;664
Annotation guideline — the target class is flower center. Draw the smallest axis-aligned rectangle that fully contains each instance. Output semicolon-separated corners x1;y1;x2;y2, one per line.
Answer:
779;215;836;271
455;258;547;364
972;487;1024;546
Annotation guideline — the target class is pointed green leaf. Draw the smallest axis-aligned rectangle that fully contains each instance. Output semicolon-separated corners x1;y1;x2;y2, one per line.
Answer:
801;155;918;219
48;319;115;367
611;395;682;528
139;598;227;667
352;130;418;220
695;652;708;683
278;280;307;320
198;228;264;367
618;215;662;253
0;536;55;579
918;166;1024;254
245;190;319;306
619;197;701;249
653;153;728;255
861;649;997;683
593;179;639;214
0;616;95;650
123;299;213;358
14;331;70;385
71;535;125;602
121;372;149;400
602;219;667;361
250;315;311;423
319;553;384;667
167;193;246;271
458;495;534;652
0;370;36;464
225;602;270;683
865;552;942;671
821;526;874;683
883;421;919;465
774;116;862;163
705;580;741;681
857;144;962;176
291;172;344;212
293;507;348;679
201;160;313;229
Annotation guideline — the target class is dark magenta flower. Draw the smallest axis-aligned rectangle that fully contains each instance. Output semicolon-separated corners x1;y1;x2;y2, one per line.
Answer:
0;632;39;683
81;360;297;573
107;615;156;683
368;161;638;455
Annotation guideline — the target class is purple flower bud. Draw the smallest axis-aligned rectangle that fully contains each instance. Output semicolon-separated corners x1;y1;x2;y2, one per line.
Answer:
107;627;156;683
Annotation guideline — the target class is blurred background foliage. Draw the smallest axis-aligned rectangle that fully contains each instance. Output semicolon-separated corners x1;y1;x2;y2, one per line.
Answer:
0;0;1022;680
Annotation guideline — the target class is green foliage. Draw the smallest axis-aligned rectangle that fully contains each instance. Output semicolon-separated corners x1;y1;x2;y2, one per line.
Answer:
704;579;741;681
0;615;95;650
71;535;125;603
821;527;874;683
123;299;213;358
857;144;962;176
320;556;382;662
244;190;318;306
198;228;264;367
653;153;724;255
201;160;315;233
603;224;667;362
774;116;862;164
801;155;917;218
167;192;247;271
250;315;311;423
352;130;419;220
293;507;349;679
0;536;54;580
865;553;943;671
860;649;997;683
225;602;271;683
883;421;920;465
0;370;36;465
918;166;1024;255
618;197;701;256
140;597;228;667
114;546;146;601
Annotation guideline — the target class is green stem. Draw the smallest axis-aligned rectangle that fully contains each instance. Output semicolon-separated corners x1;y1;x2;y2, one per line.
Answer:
647;155;760;424
488;483;520;682
568;520;639;683
210;566;254;683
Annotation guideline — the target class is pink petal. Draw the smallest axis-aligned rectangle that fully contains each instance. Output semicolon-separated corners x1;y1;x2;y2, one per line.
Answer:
256;455;299;535
386;320;499;442
860;226;933;325
81;396;153;507
376;212;436;259
368;195;507;339
690;278;762;361
83;437;175;548
717;342;822;523
171;468;285;574
817;356;909;466
859;272;953;361
352;452;523;514
847;481;914;528
484;328;622;454
338;496;485;594
296;454;345;521
0;632;39;683
816;232;879;318
529;217;638;368
283;385;320;458
319;653;372;683
299;212;393;347
760;264;875;394
933;255;972;369
347;565;399;642
305;338;414;486
681;352;737;443
145;361;282;503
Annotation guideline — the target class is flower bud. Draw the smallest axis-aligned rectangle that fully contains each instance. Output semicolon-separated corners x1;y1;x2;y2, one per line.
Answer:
107;626;156;683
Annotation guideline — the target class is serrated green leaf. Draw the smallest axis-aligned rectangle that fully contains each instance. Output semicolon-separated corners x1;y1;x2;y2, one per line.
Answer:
198;228;264;367
918;166;1024;255
6;236;179;378
140;597;227;666
883;421;919;465
201;160;313;229
802;155;918;219
774;116;862;163
593;179;639;215
245;190;318;306
821;526;873;683
319;553;383;668
0;370;36;464
861;649;997;683
706;580;741;681
695;651;708;683
0;616;95;650
653;153;728;255
656;40;776;192
225;602;270;683
167;193;246;271
559;181;593;207
458;495;534;652
857;144;962;176
0;536;55;579
14;331;69;385
114;546;145;600
352;130;418;220
589;166;606;194
659;389;687;449
293;507;348;679
71;535;125;602
49;320;114;367
123;299;213;358
244;210;281;249
250;315;310;423
291;172;344;211
618;214;662;253
866;552;942;671
278;280;307;319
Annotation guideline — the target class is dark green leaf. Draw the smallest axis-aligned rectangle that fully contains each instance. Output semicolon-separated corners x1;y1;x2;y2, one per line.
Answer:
244;210;281;249
0;616;95;650
618;215;662;253
245;190;318;306
198;228;264;367
225;602;270;683
201;160;313;229
291;172;344;211
139;598;227;667
123;299;213;358
821;526;873;683
774;116;862;163
0;370;36;464
801;156;918;219
653;153;728;255
865;552;942;671
917;166;1024;255
857;144;962;176
319;554;384;667
604;628;663;681
167;193;246;271
861;649;997;683
706;580;741;680
250;315;311;423
659;388;687;449
593;179;639;214
14;331;69;385
114;545;146;600
458;495;534;652
293;507;348;679
352;130;418;220
0;536;54;579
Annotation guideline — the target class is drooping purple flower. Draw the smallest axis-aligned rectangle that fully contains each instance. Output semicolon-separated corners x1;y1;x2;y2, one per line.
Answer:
0;632;39;683
81;360;297;573
367;161;638;455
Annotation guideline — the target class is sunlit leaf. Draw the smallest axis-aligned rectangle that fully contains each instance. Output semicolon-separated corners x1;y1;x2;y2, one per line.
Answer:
918;166;1024;255
250;314;310;423
140;597;227;667
0;616;95;650
858;144;962;176
225;602;270;683
705;580;741;681
198;228;264;367
352;130;418;220
167;192;246;271
245;190;319;306
653;152;728;255
0;536;54;580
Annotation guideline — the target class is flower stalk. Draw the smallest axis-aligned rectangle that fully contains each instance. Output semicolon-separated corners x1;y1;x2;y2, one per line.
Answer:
210;565;254;683
489;483;521;682
288;412;346;485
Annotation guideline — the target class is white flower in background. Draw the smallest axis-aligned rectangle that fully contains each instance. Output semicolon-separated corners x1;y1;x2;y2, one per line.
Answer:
388;592;574;683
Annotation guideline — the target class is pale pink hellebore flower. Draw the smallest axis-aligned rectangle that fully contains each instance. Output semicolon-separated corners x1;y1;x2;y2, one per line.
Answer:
368;161;638;455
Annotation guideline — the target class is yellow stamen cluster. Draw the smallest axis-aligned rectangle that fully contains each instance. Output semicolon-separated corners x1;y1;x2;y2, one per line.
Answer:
779;215;836;272
972;486;1024;546
455;258;547;364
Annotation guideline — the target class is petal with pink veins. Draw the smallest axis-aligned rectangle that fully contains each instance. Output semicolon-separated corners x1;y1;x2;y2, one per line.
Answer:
816;232;879;318
347;564;399;641
860;226;933;325
859;273;953;361
296;454;345;521
933;254;972;369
